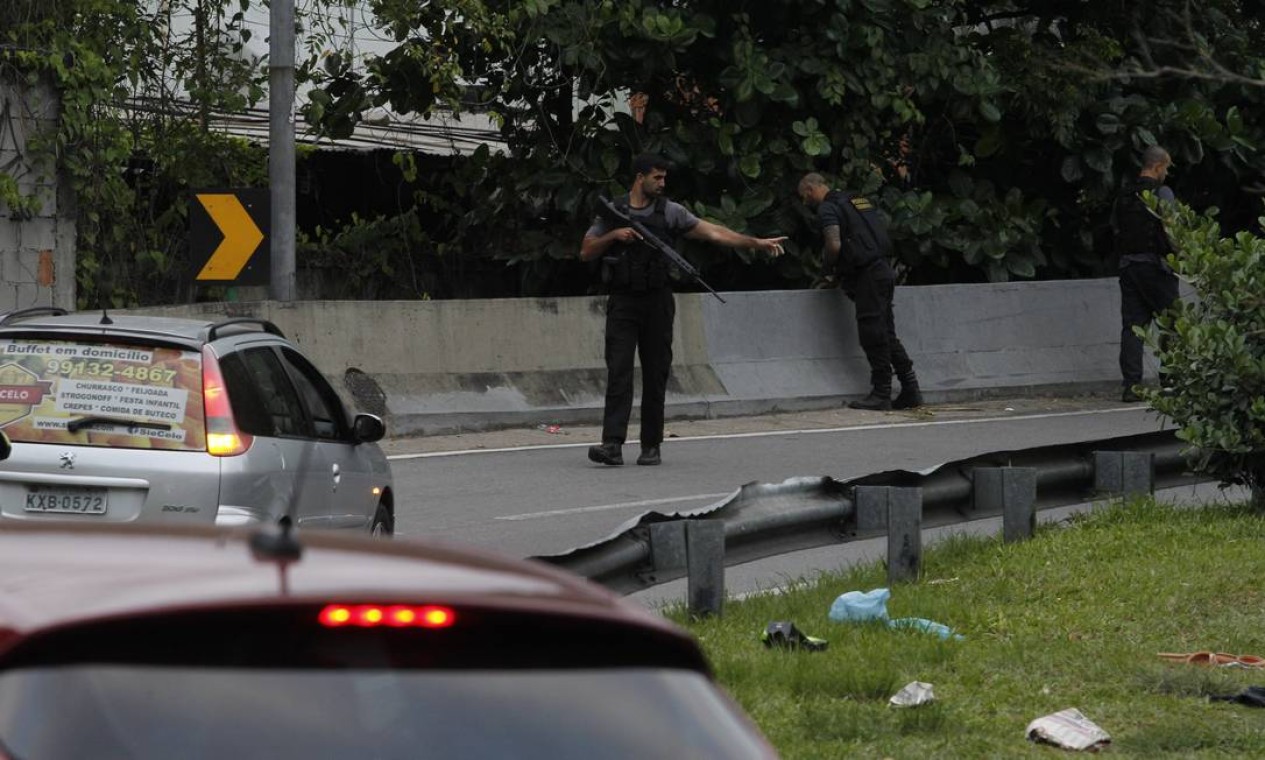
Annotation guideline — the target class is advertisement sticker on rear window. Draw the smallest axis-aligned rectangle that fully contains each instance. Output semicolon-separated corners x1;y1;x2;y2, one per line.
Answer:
0;340;204;450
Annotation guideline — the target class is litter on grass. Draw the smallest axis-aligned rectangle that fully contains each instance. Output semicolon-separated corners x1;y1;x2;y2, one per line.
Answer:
828;588;891;622
760;621;828;652
889;681;936;707
828;588;964;639
1210;686;1265;707
888;616;965;641
1025;708;1111;751
1158;651;1265;668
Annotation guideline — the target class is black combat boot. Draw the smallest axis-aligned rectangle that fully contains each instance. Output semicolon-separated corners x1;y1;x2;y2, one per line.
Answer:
892;375;923;410
849;392;892;411
636;446;661;466
587;442;624;466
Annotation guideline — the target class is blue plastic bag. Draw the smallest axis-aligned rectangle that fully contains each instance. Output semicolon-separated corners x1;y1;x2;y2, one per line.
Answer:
828;588;891;622
888;617;965;641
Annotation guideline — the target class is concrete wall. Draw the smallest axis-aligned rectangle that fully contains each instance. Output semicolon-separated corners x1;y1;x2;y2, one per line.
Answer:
0;75;76;310
128;278;1151;436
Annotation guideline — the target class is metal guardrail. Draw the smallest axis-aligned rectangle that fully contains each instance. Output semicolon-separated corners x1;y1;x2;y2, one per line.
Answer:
533;430;1203;595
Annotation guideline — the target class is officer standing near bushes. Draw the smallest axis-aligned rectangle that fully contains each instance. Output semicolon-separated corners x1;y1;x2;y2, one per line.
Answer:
1111;145;1180;403
580;153;786;467
798;173;922;411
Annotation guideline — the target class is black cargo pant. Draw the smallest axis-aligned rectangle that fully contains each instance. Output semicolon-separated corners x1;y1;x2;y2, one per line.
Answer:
601;288;675;447
1119;261;1179;388
846;260;914;396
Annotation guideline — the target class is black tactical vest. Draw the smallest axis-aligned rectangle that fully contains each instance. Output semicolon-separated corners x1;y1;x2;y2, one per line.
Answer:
1113;176;1173;259
605;195;676;292
824;190;890;276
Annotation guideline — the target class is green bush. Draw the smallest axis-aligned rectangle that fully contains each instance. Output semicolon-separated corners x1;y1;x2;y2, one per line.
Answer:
1144;201;1265;505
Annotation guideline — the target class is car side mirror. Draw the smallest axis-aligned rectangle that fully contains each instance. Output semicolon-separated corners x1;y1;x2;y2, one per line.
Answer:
352;413;385;444
0;430;9;461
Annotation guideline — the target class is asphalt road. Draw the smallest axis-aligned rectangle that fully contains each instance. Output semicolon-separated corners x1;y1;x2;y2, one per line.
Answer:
384;397;1170;558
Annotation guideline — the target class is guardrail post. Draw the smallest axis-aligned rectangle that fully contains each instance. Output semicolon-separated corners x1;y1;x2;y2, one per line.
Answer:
686;520;725;618
1094;451;1155;496
886;488;922;584
649;522;687;575
854;486;889;533
974;467;1037;542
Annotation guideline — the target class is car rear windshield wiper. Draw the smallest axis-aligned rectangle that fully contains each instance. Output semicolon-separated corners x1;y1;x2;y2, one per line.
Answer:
66;416;174;434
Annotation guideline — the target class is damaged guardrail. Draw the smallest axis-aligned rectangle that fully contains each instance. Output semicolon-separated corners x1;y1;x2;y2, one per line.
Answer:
533;430;1204;608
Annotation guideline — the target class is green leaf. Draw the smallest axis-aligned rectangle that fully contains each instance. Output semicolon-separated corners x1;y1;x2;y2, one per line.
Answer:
1084;147;1112;175
739;154;762;179
975;130;1002;158
601;151;619;177
1008;256;1036;278
770;82;800;106
1095;112;1122;135
979;100;1001;123
804;134;832;156
1060;155;1083;183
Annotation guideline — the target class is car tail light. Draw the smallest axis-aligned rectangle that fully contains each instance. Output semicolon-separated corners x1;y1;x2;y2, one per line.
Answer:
318;605;457;629
202;346;253;456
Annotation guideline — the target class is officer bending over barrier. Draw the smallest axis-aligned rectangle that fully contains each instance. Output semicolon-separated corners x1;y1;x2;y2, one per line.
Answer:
580;153;786;467
798;173;922;411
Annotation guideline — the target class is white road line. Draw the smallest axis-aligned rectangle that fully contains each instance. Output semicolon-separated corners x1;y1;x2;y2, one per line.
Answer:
387;406;1155;461
496;492;733;521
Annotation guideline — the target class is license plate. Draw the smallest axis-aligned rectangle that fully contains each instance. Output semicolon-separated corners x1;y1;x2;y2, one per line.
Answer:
24;486;109;515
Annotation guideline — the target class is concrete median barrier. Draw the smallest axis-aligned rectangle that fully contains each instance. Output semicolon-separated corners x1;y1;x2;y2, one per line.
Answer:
126;277;1152;436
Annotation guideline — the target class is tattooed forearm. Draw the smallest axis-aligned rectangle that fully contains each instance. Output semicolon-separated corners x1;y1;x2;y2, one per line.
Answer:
822;225;842;264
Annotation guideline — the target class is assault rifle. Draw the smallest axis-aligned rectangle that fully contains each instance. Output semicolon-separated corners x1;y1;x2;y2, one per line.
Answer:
598;196;726;303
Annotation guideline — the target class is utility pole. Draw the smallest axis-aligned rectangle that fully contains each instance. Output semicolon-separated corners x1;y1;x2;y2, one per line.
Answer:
269;0;296;301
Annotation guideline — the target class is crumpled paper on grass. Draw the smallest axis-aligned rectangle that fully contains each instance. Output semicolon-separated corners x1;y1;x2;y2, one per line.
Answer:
889;681;936;707
1025;708;1111;751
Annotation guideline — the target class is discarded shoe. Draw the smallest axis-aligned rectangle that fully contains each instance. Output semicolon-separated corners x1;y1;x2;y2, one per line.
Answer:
849;393;892;411
587;443;623;466
1158;651;1265;668
761;621;828;652
636;446;661;466
1210;686;1265;707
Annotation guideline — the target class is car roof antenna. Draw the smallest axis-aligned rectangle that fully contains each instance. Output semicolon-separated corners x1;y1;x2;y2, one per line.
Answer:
99;307;113;325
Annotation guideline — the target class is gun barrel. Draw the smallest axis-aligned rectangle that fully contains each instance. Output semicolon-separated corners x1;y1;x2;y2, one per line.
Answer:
597;197;725;304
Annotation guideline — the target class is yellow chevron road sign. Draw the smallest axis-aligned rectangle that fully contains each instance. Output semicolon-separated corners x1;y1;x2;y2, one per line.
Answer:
189;189;269;285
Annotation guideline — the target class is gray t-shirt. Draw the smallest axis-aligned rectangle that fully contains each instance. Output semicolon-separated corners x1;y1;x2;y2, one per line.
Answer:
585;199;701;238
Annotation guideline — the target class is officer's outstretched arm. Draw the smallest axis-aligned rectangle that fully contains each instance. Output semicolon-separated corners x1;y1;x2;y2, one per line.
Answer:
687;220;786;256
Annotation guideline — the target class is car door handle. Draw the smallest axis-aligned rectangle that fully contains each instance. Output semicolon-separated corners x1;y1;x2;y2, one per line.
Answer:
331;463;341;490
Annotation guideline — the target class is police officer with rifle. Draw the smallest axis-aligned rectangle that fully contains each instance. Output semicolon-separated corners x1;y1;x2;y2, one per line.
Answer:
580;153;786;467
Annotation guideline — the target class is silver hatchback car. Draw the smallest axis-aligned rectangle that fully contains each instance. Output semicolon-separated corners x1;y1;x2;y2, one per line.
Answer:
0;308;394;533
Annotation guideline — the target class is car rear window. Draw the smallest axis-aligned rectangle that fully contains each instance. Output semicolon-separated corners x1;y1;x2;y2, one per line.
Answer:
0;338;205;451
0;666;772;759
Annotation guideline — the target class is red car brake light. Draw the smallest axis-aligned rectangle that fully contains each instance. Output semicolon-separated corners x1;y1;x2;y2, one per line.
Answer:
201;345;253;456
318;605;457;629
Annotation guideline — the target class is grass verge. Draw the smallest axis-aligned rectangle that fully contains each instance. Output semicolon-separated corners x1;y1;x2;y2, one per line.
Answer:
672;498;1265;758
